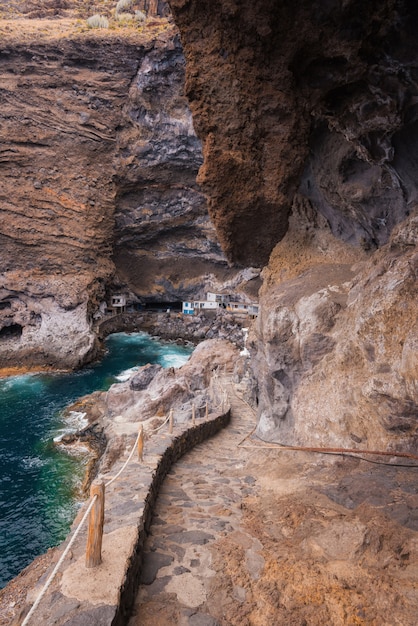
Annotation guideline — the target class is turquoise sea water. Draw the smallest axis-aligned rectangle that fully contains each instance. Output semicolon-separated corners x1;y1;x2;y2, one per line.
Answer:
0;332;192;589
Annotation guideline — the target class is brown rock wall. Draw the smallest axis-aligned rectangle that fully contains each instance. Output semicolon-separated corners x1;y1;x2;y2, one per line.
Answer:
251;207;418;450
168;0;418;263
0;32;143;367
0;20;254;368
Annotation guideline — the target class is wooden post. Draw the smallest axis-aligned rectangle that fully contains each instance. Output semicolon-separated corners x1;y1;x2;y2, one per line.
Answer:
86;480;105;568
192;403;196;425
137;424;144;461
205;400;209;420
169;409;174;434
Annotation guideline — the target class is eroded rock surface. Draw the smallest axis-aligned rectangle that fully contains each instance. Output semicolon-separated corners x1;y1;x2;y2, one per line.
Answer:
252;203;418;450
168;0;417;264
0;29;137;367
112;31;253;303
0;20;252;369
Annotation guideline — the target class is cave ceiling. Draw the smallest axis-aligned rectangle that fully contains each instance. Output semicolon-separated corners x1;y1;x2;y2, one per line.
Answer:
168;0;418;266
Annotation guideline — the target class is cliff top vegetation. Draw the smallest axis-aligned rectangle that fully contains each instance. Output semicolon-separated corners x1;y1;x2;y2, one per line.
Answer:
0;0;170;42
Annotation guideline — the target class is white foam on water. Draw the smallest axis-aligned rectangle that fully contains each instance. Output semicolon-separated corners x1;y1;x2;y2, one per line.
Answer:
66;411;88;430
56;442;92;457
160;352;190;368
52;411;88;443
115;366;140;382
1;373;43;392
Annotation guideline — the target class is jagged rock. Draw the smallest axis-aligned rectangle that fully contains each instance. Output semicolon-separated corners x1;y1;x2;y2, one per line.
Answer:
169;0;417;265
0;22;254;369
252;209;418;450
130;363;163;391
91;338;241;467
112;31;244;303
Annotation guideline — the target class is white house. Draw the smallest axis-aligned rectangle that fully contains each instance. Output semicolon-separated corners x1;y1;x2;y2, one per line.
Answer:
182;293;259;317
110;294;127;313
206;292;230;304
182;301;195;315
182;299;219;315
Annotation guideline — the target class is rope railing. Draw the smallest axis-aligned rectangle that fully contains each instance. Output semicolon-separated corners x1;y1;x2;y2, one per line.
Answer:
21;495;99;626
20;382;226;625
225;381;418;468
21;422;144;625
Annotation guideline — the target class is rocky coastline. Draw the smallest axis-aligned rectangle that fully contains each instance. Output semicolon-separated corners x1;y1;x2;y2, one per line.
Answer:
55;312;249;493
96;310;247;347
0;334;247;625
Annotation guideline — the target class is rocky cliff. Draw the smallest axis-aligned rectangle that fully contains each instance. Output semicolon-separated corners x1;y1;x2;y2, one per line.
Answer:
112;31;253;303
168;0;418;449
0;18;252;370
0;26;137;368
169;0;417;265
0;0;417;450
251;201;418;450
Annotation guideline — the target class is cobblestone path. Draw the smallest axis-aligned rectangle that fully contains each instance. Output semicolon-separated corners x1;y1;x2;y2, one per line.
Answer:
128;378;261;626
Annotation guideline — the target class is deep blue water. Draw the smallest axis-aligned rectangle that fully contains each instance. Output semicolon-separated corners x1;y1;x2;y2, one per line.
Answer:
0;332;192;589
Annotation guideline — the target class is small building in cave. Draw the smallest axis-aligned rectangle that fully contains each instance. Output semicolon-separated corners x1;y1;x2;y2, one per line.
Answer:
182;292;258;317
110;293;127;314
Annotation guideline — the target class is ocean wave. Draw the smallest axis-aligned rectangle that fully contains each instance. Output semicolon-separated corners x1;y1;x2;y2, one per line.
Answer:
161;353;190;368
114;366;140;382
0;373;43;392
52;411;88;443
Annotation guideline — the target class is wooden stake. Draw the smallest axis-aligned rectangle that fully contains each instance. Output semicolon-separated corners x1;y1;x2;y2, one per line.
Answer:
192;403;196;425
86;480;105;568
137;424;144;461
169;409;174;434
205;400;209;420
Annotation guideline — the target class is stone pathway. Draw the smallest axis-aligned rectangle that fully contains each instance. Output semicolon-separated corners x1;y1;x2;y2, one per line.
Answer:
128;377;260;626
127;376;418;626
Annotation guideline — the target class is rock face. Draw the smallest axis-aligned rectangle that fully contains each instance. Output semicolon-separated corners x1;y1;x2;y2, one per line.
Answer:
70;339;241;467
251;203;418;450
0;1;417;453
112;31;246;303
167;0;418;450
0;29;139;368
168;0;417;264
0;21;252;369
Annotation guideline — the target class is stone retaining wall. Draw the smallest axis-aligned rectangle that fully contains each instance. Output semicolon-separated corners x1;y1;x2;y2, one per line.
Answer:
114;409;231;626
21;408;231;626
95;311;245;348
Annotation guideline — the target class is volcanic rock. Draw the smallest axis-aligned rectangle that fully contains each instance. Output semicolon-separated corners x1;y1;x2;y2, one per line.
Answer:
168;0;418;264
252;203;418;450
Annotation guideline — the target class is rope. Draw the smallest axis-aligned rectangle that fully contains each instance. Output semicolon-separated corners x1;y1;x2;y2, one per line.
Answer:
240;438;418;467
227;380;418;468
104;428;141;487
22;423;145;624
22;396;225;624
21;494;98;626
146;413;170;434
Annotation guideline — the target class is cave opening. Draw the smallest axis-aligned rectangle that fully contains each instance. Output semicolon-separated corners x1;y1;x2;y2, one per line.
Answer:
0;324;23;340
